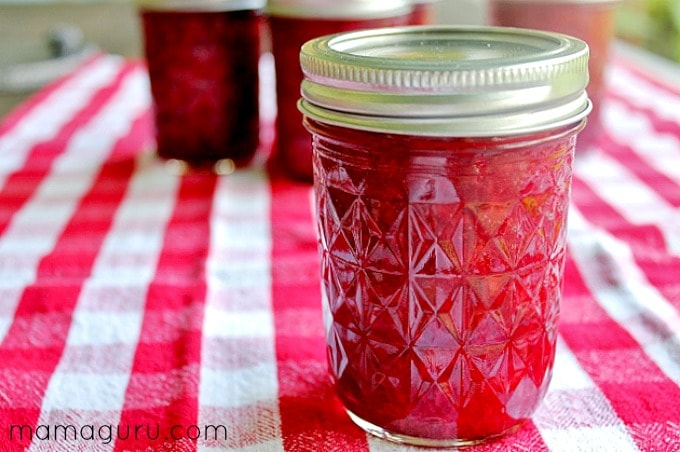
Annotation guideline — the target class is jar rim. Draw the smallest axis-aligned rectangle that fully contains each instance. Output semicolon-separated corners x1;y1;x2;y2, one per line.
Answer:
298;97;591;137
137;0;265;11
265;0;412;19
299;26;591;136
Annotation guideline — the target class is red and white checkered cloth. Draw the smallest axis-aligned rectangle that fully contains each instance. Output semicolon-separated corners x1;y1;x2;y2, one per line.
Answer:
0;48;678;451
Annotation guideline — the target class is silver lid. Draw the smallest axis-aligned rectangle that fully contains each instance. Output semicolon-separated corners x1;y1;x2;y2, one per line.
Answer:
137;0;265;11
299;26;591;136
266;0;412;19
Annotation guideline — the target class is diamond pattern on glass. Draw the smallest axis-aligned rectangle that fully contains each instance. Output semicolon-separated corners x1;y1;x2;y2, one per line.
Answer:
312;133;574;441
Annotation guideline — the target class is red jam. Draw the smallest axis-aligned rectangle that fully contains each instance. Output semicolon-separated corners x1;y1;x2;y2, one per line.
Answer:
268;14;410;181
409;2;437;25
307;118;580;443
141;9;261;166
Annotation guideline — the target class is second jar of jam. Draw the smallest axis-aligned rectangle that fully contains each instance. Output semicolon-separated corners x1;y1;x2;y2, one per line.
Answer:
408;0;440;25
266;0;412;181
489;0;619;151
138;0;264;168
299;26;591;447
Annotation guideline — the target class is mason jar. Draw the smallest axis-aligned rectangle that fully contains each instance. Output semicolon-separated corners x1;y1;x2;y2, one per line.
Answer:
265;0;412;181
138;0;264;168
299;26;590;447
408;0;440;25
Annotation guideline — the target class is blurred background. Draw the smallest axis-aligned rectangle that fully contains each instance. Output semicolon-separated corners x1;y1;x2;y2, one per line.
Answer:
0;0;678;118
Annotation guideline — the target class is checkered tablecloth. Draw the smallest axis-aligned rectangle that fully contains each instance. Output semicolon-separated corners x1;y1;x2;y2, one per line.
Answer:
0;47;678;451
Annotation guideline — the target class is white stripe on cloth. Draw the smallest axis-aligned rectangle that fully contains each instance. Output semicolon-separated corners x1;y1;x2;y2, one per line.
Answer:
603;100;680;185
0;68;150;344
368;438;424;451
198;169;283;451
534;338;641;452
86;160;177;285
203;439;283;452
539;427;641;452
568;206;680;387
545;337;595;392
202;309;274;338
199;364;279;408
29;157;180;452
574;150;680;256
0;56;125;183
607;65;680;125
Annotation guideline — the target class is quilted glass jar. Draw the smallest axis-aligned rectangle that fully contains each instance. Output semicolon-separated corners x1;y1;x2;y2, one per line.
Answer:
299;27;591;447
138;0;264;168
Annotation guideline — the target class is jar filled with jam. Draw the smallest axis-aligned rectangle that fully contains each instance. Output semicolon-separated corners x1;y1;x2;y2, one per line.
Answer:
138;0;264;168
299;27;590;446
408;0;440;25
265;0;412;181
489;0;618;151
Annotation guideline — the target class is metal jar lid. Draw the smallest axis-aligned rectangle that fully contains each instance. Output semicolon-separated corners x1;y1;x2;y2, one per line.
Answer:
298;26;591;136
265;0;412;19
137;0;265;12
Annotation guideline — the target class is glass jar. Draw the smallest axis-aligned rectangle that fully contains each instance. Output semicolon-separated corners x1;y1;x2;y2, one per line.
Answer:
265;0;412;181
299;27;590;447
138;0;264;168
489;0;619;151
408;0;440;25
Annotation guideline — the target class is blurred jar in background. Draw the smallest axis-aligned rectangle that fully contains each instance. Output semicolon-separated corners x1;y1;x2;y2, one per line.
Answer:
266;0;412;181
409;0;440;25
489;0;619;152
138;0;264;168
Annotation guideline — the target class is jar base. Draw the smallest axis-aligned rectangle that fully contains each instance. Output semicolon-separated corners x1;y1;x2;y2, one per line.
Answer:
346;410;524;449
161;158;239;176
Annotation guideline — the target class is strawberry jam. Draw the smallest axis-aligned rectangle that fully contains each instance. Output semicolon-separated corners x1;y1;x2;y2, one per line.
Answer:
298;27;591;446
409;1;438;25
140;6;262;166
266;2;411;181
307;118;579;444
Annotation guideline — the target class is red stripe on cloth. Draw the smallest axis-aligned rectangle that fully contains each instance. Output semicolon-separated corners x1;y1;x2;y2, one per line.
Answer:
270;178;370;451
597;132;680;208
275;337;326;363
36;111;151;281
572;177;680;308
114;172;217;451
572;177;667;246
606;91;680;144
0;82;149;451
0;63;136;238
560;254;680;449
613;55;680;97
0;55;103;135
